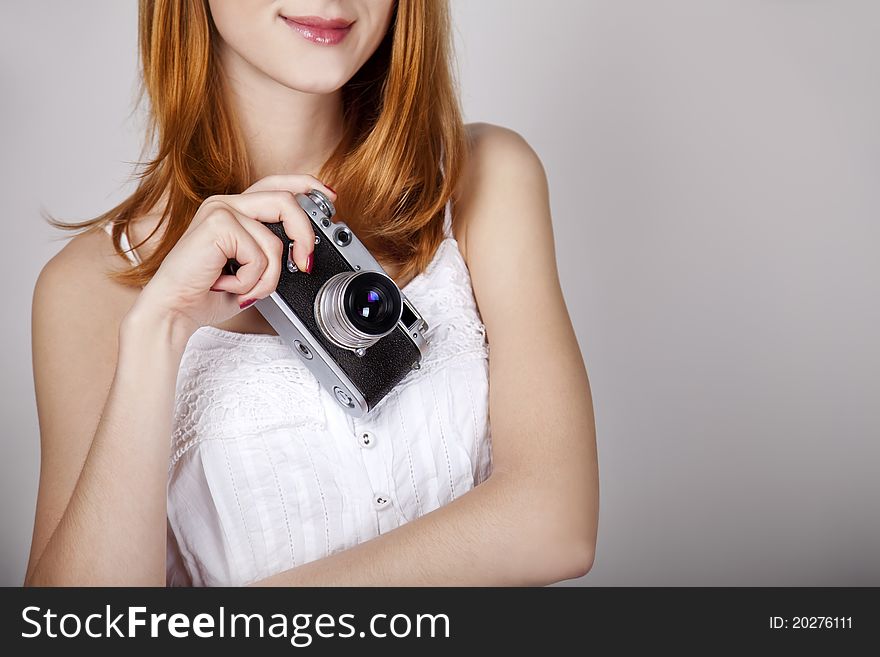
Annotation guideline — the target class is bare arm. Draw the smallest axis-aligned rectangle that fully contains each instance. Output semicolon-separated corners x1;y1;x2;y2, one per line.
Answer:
26;177;334;586
252;124;599;586
25;234;189;586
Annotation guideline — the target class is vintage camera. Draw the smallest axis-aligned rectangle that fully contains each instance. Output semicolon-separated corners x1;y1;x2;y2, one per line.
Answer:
229;190;429;416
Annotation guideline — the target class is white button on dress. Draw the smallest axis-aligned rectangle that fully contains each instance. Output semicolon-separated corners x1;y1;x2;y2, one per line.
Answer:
120;199;495;587
359;431;376;449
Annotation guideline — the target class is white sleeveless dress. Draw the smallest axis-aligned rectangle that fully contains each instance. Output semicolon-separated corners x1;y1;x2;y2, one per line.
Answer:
105;200;493;586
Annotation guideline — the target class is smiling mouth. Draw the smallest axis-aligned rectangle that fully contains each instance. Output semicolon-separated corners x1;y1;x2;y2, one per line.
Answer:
280;15;354;46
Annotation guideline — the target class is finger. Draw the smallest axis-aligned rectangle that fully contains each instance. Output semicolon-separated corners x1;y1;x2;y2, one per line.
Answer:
185;196;232;238
213;191;316;272
200;208;268;296
231;215;285;302
243;173;337;204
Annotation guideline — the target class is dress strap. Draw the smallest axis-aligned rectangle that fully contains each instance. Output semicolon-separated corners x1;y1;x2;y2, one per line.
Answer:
438;140;454;239
441;198;454;239
103;222;142;266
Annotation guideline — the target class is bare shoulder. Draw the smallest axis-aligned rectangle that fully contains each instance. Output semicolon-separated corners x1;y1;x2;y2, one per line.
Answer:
32;223;150;388
36;200;164;307
452;121;566;343
454;122;550;263
34;227;140;330
463;122;545;168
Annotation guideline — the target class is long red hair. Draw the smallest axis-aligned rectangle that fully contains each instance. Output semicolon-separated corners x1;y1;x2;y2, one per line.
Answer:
51;0;466;287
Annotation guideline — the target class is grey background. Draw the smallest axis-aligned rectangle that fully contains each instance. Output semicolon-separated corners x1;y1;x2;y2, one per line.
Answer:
1;1;877;586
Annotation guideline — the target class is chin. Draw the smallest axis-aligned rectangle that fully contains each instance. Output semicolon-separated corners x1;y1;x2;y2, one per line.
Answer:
290;60;351;94
275;66;352;95
248;43;354;95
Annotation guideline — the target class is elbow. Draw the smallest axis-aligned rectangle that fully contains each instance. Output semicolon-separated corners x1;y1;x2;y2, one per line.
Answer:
531;534;595;584
23;563;57;588
489;469;599;584
23;571;47;588
514;505;597;584
23;560;42;588
561;539;595;580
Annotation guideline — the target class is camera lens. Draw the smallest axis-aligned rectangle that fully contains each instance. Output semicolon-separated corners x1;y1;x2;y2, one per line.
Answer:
352;287;386;321
314;271;403;350
345;273;401;336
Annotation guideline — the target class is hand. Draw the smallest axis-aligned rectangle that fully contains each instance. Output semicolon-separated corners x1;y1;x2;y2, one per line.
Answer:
127;174;337;338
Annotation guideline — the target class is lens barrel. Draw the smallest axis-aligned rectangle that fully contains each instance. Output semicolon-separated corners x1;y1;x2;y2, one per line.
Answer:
314;271;403;350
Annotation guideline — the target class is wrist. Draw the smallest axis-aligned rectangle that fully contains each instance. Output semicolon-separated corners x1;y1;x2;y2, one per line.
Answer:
121;297;196;358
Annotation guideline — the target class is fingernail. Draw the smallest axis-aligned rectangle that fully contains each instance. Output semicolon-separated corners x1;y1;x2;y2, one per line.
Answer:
304;252;313;274
239;298;257;309
326;185;337;195
210;286;223;292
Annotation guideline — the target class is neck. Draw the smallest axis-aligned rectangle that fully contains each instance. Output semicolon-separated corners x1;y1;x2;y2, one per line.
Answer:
218;45;345;181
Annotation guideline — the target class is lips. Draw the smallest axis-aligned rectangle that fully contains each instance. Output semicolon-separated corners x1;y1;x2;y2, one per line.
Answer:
281;15;354;46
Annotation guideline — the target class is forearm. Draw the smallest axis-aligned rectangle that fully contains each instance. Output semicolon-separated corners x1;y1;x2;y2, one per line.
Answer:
26;309;189;586
251;469;593;587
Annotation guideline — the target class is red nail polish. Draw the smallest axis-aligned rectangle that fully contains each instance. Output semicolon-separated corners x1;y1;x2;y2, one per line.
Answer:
304;252;314;274
326;185;337;195
239;298;257;309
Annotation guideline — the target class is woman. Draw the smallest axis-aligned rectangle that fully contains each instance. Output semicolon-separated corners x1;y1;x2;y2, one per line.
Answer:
25;0;598;586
